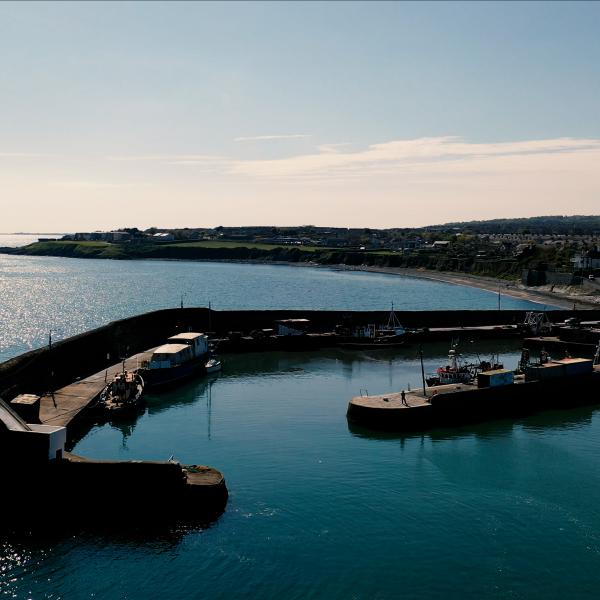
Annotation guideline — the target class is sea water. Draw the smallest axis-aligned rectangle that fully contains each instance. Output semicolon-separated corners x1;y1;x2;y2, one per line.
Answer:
3;239;592;600
2;343;600;599
0;243;551;362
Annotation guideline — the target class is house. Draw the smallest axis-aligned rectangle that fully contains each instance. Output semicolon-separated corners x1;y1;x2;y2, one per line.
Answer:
152;232;175;242
432;240;451;250
571;249;600;270
108;231;131;243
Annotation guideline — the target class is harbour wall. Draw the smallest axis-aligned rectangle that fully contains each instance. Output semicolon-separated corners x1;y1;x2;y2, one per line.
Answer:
347;371;600;432
522;269;582;287
5;453;228;529
2;307;600;400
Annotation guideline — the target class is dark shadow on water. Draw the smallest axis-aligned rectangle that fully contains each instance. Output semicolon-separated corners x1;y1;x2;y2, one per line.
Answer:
66;405;144;451
217;339;523;376
0;514;222;563
347;404;599;443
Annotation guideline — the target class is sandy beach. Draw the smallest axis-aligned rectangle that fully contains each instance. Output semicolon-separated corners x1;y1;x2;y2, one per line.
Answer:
334;265;600;310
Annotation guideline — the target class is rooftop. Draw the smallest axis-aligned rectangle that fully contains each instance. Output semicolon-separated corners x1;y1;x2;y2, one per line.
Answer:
152;343;191;355
168;332;205;341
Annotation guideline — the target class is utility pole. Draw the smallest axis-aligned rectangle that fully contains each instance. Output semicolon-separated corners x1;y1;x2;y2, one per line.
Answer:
48;330;55;407
419;345;427;398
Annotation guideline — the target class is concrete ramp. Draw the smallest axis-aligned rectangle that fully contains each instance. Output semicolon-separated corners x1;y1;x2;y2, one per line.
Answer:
0;398;32;432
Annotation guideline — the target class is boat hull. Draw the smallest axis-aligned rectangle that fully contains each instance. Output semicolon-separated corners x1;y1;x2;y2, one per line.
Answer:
141;357;206;390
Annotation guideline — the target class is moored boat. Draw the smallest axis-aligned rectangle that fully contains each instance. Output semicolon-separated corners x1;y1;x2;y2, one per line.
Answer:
140;332;209;389
205;358;222;373
337;305;407;348
348;350;600;432
426;345;503;387
100;370;144;417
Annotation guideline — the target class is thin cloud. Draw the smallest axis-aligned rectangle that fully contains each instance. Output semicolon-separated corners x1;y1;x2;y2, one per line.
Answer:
229;136;600;179
107;154;225;162
0;152;55;158
233;134;311;142
49;180;150;189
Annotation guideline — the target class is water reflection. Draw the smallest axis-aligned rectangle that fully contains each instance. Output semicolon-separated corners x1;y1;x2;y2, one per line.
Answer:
347;404;598;442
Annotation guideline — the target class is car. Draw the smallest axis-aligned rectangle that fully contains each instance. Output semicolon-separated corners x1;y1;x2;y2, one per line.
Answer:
589;274;596;280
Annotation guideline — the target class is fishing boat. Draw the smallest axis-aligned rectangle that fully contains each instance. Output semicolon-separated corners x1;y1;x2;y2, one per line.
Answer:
205;358;222;373
140;332;209;389
348;351;600;432
337;304;406;348
100;370;144;416
426;345;503;387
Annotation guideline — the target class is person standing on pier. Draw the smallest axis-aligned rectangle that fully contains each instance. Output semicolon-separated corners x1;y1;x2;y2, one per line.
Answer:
401;390;408;406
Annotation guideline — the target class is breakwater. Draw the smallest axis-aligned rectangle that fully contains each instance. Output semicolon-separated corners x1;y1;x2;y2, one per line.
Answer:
2;307;600;402
348;368;600;431
4;450;227;531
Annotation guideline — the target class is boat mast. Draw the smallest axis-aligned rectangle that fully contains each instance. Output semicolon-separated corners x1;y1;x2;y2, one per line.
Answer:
419;345;427;397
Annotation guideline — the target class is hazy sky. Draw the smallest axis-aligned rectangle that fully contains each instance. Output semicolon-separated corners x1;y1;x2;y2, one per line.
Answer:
1;1;599;231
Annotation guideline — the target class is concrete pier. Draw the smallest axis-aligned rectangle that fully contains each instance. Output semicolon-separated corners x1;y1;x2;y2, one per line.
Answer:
38;350;153;429
348;367;600;431
2;343;229;530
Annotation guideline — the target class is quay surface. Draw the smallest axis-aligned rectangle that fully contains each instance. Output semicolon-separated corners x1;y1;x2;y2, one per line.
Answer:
11;346;230;527
39;350;153;429
348;366;600;431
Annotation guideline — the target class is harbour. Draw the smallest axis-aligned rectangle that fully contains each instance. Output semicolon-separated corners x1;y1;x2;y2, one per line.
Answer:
4;1;600;596
2;256;600;598
7;342;600;599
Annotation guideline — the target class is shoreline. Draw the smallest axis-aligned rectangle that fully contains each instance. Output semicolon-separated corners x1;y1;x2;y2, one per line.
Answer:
4;249;598;310
330;265;599;310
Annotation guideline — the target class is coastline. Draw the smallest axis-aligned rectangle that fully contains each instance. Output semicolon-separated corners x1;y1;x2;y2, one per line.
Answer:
3;247;598;310
331;265;599;310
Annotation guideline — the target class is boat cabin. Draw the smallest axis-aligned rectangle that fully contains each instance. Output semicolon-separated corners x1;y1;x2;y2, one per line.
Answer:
148;343;194;369
276;319;310;336
167;332;209;358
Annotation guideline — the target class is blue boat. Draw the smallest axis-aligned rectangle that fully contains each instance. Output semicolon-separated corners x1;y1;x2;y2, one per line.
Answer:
141;332;209;389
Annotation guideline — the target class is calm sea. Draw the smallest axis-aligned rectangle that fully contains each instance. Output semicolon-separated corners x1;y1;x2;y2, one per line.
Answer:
0;235;551;362
2;237;595;600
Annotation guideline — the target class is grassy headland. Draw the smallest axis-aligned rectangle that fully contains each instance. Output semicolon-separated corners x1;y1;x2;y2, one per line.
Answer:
5;239;557;280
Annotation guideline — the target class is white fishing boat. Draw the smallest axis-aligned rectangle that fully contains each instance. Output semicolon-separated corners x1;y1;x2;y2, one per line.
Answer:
205;358;222;373
427;344;503;387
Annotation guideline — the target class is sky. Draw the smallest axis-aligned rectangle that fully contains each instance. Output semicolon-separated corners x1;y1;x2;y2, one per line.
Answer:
1;1;599;231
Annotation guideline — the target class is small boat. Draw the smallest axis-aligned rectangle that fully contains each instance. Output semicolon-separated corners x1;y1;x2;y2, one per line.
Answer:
100;370;144;416
205;358;222;373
